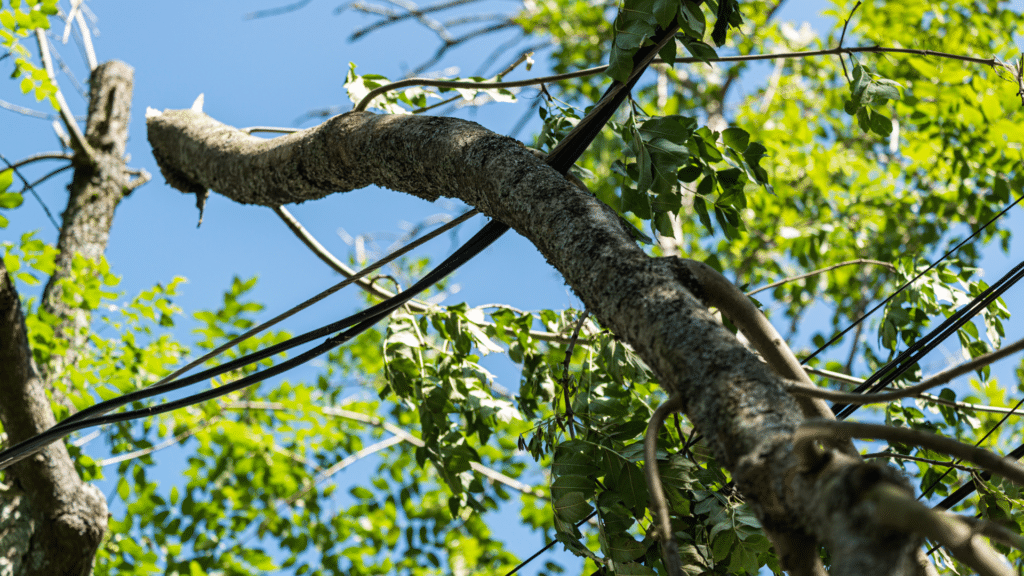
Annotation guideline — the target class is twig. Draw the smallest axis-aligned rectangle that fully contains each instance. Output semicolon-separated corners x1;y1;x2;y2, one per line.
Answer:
72;8;97;71
354;44;1013;113
0;153;66;230
244;0;313;20
862;452;976;472
273;204;583;343
4;152;74;171
746;258;896;296
34;29;95;160
558;310;590;439
869;483;1014;576
0;98;59;119
836;1;862;81
346;0;483;39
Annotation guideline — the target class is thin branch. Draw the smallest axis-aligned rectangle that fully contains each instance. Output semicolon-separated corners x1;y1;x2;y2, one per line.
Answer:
356;0;454;43
862;451;976;472
346;0;483;40
97;424;201;467
273;204;465;309
836;1;862;80
411;20;517;76
644;393;685;576
746;258;896;296
0;98;59;119
355;44;1014;113
72;9;97;71
274;204;584;343
789;335;1024;405
4;152;74;171
44;30;88;99
244;0;314;20
226;401;547;498
34;29;95;160
0;153;66;230
795;420;1024;488
286;435;405;504
810;366;1024;415
868;483;1014;576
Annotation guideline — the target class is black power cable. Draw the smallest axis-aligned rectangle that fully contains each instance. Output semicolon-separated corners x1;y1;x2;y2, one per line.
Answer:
832;258;1024;419
0;16;678;472
0;219;509;471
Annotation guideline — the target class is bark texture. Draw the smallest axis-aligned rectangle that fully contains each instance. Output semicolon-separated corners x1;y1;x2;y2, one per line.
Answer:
147;108;922;574
0;60;138;576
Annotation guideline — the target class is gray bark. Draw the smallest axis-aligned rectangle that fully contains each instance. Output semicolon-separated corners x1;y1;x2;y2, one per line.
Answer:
146;108;922;574
0;60;138;576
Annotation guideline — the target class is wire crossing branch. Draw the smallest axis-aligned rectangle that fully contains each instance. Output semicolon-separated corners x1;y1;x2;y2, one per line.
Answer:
148;107;933;575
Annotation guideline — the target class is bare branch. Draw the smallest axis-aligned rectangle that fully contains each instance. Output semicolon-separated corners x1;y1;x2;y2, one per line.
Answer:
790;335;1024;405
244;0;314;20
0;98;59;119
346;0;483;40
4;152;74;171
746;258;896;296
796;420;1024;488
869;483;1014;576
34;29;95;160
0;153;66;231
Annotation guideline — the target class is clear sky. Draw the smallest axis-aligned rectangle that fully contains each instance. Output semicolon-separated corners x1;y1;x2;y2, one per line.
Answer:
3;1;1024;574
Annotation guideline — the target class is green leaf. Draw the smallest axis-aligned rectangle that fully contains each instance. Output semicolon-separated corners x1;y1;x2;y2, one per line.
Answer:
0;191;24;209
721;127;749;152
0;168;12;191
678;1;705;38
552;491;594;524
683;38;717;62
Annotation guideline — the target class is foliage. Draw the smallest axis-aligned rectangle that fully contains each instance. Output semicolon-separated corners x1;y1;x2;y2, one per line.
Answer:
0;0;58;106
2;0;1024;575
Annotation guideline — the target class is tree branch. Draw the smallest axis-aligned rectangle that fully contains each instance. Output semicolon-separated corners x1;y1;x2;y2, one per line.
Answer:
789;335;1024;405
746;258;896;296
34;29;95;160
144;105;933;573
795;420;1024;487
354;44;1016;113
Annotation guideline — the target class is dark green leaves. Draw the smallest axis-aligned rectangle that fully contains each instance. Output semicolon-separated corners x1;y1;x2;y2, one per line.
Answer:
845;63;903;137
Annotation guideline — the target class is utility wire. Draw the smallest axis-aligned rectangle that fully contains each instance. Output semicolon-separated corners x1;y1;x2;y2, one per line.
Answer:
832;258;1024;419
0;214;503;471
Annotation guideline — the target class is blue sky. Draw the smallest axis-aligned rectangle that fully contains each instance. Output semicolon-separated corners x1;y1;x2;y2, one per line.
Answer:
3;1;1024;574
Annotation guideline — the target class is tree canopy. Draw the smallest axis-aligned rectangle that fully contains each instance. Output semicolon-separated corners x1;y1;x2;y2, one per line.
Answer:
1;1;1024;575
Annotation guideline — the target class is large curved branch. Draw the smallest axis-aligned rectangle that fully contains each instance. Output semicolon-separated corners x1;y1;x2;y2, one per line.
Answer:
146;106;933;574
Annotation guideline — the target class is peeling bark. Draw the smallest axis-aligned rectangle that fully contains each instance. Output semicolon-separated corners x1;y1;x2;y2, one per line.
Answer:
147;107;925;573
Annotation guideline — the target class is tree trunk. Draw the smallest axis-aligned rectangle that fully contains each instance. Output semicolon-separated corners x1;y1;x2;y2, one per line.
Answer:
0;60;137;576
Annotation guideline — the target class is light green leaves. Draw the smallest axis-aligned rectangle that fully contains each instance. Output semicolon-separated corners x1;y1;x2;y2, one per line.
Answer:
343;62;516;114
